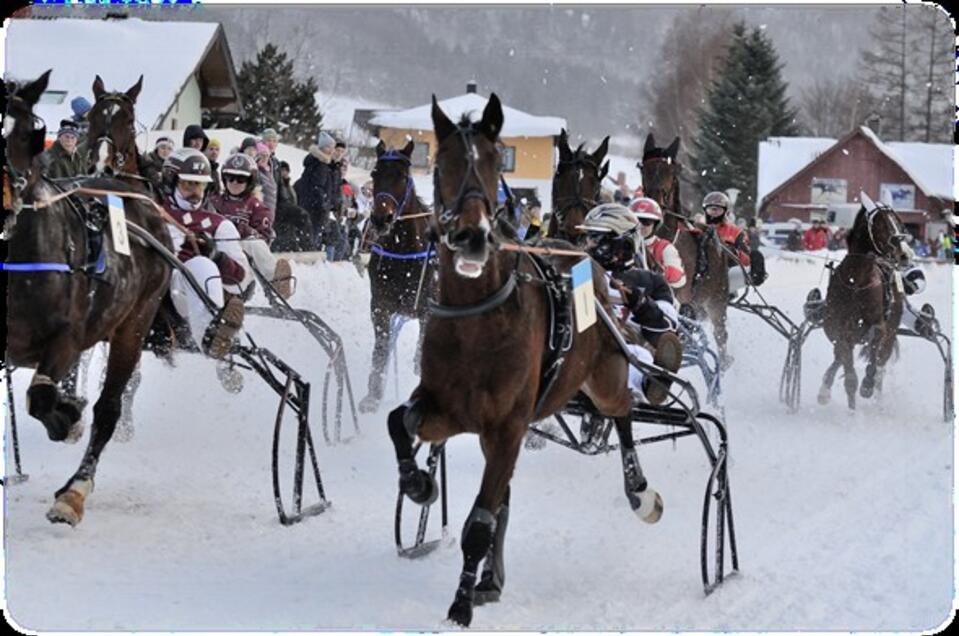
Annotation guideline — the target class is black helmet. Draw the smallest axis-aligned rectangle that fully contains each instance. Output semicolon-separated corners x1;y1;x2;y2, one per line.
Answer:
220;152;258;197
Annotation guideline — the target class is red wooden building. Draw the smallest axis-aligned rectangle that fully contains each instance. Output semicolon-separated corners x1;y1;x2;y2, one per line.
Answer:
757;126;954;239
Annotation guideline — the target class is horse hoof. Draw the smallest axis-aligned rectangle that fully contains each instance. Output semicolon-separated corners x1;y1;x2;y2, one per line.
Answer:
64;421;85;444
860;382;874;399
358;395;380;414
629;488;664;524
401;469;439;506
46;491;86;526
473;577;502;606
447;599;473;627
817;387;831;405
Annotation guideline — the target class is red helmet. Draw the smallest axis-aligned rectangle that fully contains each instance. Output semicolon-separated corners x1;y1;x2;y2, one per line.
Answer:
628;197;663;223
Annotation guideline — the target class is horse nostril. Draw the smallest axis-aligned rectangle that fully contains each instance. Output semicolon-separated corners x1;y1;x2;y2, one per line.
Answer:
450;228;471;246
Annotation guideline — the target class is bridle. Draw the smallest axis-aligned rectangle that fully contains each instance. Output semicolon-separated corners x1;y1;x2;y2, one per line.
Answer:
864;205;910;260
641;155;680;218
3;92;47;214
433;125;498;244
372;149;414;221
89;92;136;174
552;152;599;222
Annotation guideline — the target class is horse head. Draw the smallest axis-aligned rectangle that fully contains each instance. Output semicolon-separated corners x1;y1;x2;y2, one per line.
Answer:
431;92;503;278
369;138;416;241
550;128;609;243
4;70;51;233
639;133;682;224
87;75;142;176
848;192;912;267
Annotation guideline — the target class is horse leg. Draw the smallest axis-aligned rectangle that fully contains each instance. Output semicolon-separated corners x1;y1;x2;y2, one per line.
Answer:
46;319;144;526
27;336;84;443
474;486;509;606
866;328;897;400
860;327;884;399
447;425;524;627
818;358;842;405
359;308;392;413
387;397;440;504
613;415;663;522
709;302;732;371
837;341;858;411
413;316;427;377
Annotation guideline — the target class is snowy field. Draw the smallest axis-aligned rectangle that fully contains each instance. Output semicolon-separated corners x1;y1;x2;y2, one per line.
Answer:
2;253;955;631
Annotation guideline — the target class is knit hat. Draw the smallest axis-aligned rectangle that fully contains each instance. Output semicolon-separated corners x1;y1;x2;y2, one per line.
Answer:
261;128;279;141
255;142;270;157
207;138;221;150
70;96;92;118
57;119;80;138
240;136;258;153
335;140;346;149
316;131;335;150
278;160;290;171
155;136;174;149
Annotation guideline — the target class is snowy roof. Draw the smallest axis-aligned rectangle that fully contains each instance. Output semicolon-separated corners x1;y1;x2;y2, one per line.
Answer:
369;92;566;138
5;18;230;131
758;127;954;204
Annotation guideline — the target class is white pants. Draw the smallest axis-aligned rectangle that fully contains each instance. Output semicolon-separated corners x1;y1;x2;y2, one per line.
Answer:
728;267;747;296
626;344;654;397
239;238;281;286
170;256;223;349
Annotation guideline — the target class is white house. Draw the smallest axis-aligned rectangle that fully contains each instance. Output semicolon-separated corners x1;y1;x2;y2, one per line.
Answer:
4;16;242;136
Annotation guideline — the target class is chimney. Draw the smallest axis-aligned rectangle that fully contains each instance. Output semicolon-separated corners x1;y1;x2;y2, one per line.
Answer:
466;81;477;94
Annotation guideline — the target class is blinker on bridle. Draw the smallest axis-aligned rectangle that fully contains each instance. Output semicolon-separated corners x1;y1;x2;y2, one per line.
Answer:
553;153;599;220
373;149;414;220
91;93;135;171
433;125;496;241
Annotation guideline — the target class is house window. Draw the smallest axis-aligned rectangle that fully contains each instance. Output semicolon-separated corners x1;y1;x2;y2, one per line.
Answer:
39;90;67;105
411;142;429;168
810;177;847;204
879;183;915;210
500;145;516;172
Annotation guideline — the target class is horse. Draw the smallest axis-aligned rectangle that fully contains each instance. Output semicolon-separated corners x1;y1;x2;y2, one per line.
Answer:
386;93;663;627
818;197;911;410
4;70;173;525
640;133;732;367
86;74;148;186
358;139;435;413
547;128;609;243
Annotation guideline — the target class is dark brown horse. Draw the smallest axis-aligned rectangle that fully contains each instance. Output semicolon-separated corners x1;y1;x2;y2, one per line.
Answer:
640;133;732;367
4;70;172;525
818;197;910;410
358;139;435;413
547;128;609;243
387;94;662;627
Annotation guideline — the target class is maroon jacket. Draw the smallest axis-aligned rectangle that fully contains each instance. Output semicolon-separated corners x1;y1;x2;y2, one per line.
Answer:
163;198;246;286
209;192;274;242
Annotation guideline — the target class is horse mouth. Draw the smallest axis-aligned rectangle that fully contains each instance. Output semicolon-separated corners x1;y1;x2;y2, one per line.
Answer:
454;254;486;278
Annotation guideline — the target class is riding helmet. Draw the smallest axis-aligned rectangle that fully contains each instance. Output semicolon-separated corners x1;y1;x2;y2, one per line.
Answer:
220;153;259;197
628;197;663;226
162;148;213;199
577;203;640;270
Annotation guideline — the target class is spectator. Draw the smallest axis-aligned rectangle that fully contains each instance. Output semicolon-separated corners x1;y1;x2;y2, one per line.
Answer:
802;219;829;251
205;137;222;195
927;237;939;259
254;142;277;215
182;124;209;152
273;160;315;253
69;96;92;151
141;136;175;194
38;120;85;179
331;140;347;213
293;130;338;249
939;230;952;261
356;180;374;218
912;236;929;258
261;128;288;207
240;136;258;158
786;227;803;251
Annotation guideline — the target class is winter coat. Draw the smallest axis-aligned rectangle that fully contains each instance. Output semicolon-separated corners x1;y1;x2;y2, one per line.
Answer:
802;227;829;251
277;174;298;207
38;141;86;180
644;235;687;288
293;145;337;227
269;154;292;207
258;164;277;214
163;196;246;285
182;125;209;152
209;191;274;242
272;202;314;253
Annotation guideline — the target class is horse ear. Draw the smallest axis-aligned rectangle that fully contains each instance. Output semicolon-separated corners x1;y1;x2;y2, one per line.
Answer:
558;128;572;162
401;139;415;158
92;75;105;100
666;136;681;159
591;135;610;163
860;190;877;212
644;132;656;156
375;139;386;157
431;94;457;143
599;160;610;181
18;69;52;104
479;93;503;141
125;75;143;103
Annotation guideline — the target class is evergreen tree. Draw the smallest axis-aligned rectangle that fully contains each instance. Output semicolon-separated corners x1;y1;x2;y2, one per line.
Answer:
690;22;799;216
235;43;323;149
911;6;953;143
858;5;910;141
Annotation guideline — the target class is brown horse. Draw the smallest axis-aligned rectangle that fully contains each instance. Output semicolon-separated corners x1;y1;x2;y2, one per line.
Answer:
640;133;732;367
387;94;663;627
547;128;609;243
358;139;435;413
4;70;172;525
818;198;911;410
86;75;148;183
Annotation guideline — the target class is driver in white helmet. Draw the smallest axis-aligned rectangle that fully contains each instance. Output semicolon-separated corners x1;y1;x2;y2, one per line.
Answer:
628;197;687;290
577;203;684;405
161;148;250;359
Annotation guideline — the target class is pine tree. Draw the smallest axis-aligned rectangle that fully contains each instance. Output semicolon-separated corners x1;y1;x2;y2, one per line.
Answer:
235;43;323;149
911;6;953;143
690;22;799;216
858;5;910;141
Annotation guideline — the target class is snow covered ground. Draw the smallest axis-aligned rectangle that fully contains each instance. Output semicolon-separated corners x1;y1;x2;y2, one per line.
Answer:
2;254;955;631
